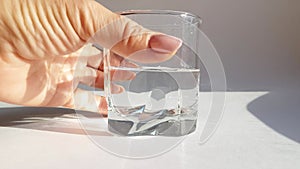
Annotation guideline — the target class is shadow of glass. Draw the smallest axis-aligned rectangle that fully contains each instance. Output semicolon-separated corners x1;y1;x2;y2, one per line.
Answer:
247;90;300;143
0;107;112;136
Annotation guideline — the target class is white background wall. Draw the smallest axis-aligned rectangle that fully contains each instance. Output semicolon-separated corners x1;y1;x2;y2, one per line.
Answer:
97;0;300;91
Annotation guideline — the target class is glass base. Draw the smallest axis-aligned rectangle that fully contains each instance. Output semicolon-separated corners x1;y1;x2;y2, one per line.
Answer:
108;118;197;136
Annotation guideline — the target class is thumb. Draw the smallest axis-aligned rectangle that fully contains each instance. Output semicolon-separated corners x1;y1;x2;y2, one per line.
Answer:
75;1;182;63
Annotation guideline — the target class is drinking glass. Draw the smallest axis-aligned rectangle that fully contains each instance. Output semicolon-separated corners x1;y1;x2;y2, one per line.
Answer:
104;10;201;136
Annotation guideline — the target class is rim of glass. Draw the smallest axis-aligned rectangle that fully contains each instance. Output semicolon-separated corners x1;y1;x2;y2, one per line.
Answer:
117;10;202;25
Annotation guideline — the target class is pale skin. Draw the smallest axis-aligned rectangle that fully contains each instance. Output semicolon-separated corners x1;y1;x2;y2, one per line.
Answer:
0;0;182;115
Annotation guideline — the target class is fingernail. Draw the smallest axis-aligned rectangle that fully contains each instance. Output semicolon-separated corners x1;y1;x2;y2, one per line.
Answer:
149;34;182;54
111;85;124;94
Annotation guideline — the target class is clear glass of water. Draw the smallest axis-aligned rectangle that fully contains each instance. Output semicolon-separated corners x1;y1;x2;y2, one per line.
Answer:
104;10;201;136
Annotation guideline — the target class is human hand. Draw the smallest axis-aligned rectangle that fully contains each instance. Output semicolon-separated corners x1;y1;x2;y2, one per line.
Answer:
0;0;182;114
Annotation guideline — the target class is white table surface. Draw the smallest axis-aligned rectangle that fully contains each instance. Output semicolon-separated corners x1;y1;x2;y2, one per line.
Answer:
0;92;299;169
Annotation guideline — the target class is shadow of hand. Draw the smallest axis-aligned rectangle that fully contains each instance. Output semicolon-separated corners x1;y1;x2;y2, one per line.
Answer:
0;107;111;136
